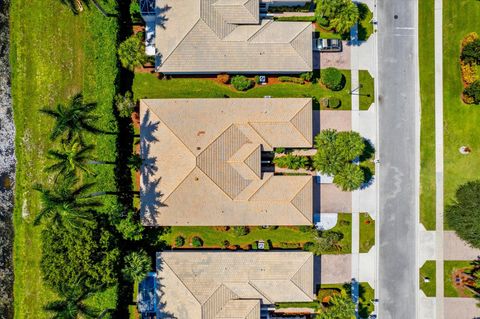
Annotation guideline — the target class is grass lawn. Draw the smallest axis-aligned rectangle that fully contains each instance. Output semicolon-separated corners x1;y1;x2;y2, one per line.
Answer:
443;0;480;228
359;70;375;111
10;0;119;317
418;0;436;230
359;213;375;253
419;260;436;297
161;213;352;254
444;260;474;297
133;71;352;110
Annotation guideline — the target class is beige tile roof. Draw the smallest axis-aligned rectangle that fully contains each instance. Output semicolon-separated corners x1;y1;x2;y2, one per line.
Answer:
156;251;314;319
155;0;313;73
140;98;314;226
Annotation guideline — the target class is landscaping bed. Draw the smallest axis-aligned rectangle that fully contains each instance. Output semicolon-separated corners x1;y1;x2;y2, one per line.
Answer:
444;261;475;297
133;71;353;110
161;214;352;254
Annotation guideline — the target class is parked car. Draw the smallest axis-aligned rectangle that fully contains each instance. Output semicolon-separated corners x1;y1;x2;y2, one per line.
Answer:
314;38;342;52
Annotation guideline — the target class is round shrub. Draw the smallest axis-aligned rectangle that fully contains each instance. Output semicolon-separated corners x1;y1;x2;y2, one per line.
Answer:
222;240;230;249
321;67;345;91
333;163;365;191
175;236;185;247
217;73;230;84
231;75;254;91
328;97;341;108
464;80;480;104
191;236;203;247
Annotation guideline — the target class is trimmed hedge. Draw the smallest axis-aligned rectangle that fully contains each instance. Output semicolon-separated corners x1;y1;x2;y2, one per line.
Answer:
278;76;305;84
191;236;203;247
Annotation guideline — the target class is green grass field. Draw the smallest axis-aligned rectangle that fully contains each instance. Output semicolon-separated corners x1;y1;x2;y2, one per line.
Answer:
419;260;436;297
162;214;353;254
443;0;480;227
133;72;353;110
444;261;474;297
10;0;119;317
418;0;436;230
359;213;375;253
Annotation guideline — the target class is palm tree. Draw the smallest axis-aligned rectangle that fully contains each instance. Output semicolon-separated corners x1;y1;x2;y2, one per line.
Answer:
46;142;95;178
33;176;101;230
127;153;143;171
330;2;360;34
122;250;152;283
40;93;100;145
44;278;100;319
333;163;364;191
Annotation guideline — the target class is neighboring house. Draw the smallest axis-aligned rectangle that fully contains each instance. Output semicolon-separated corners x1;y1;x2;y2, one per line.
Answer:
156;251;315;319
149;0;313;74
140;98;313;226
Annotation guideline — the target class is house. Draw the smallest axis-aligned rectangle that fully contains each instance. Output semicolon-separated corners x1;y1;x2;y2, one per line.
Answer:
140;98;314;226
149;0;313;74
156;251;315;318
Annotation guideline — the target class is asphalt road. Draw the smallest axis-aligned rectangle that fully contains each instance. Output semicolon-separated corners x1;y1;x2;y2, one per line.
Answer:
377;0;419;318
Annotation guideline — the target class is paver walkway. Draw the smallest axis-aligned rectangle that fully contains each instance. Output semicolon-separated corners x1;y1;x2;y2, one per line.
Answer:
444;298;480;319
434;0;444;316
444;231;480;260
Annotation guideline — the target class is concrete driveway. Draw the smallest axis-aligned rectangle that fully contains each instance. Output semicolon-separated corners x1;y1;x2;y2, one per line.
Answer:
313;110;352;136
444;231;480;260
314;41;351;70
444;298;480;319
319;184;352;213
318;254;352;285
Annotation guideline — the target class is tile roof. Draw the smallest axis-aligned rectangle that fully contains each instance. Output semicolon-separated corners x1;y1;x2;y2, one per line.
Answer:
156;251;314;319
155;0;313;73
140;98;314;226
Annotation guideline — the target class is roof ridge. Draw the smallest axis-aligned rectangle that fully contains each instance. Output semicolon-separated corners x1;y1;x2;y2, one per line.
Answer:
247;281;273;304
161;258;203;306
243;144;261;179
289;178;313;223
158;18;205;67
289;254;315;300
289;100;313;146
289;23;313;68
201;283;238;307
244;301;260;319
246;122;272;150
246;19;273;42
243;172;273;201
143;101;197;158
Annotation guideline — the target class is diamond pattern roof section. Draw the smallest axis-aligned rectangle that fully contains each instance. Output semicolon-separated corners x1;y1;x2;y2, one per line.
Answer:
290;178;313;223
203;285;238;319
244;145;261;179
197;125;252;199
215;299;260;319
291;23;314;68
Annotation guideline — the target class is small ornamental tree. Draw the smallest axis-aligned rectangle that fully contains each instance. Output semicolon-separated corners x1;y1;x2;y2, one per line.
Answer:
116;210;144;241
464;80;480;104
191;236;204;247
329;1;359;34
175;236;185;247
336;131;365;161
445;181;480;248
333;163;364;191
321;67;345;91
231;75;254;91
122;250;151;283
118;33;148;71
115;91;136;118
461;39;480;65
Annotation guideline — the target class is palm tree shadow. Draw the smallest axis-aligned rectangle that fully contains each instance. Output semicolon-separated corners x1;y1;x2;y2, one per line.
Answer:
154;255;175;318
141;109;160;144
156;4;171;30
